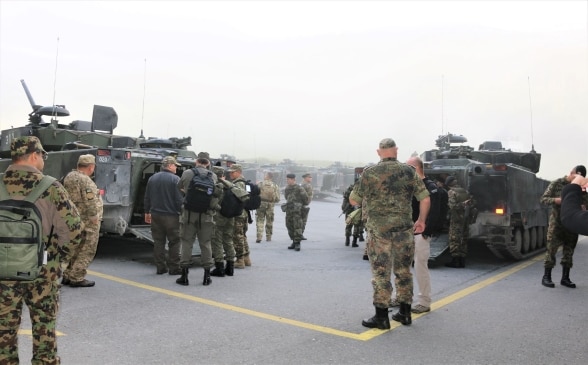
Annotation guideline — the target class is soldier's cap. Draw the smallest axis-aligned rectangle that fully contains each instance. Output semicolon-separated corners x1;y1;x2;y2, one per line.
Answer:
78;154;96;165
379;138;396;149
197;151;210;160
302;173;311;178
574;165;586;177
227;164;242;172
10;136;46;159
162;156;180;166
286;173;296;179
445;176;457;187
212;166;225;177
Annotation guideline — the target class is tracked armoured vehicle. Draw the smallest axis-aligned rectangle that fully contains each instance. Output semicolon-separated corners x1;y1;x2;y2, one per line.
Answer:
422;133;550;261
0;80;200;253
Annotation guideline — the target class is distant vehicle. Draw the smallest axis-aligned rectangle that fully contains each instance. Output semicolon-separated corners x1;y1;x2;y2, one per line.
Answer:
0;80;200;253
421;133;550;261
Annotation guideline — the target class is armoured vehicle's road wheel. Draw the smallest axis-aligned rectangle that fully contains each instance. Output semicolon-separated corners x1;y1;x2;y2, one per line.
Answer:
513;228;523;254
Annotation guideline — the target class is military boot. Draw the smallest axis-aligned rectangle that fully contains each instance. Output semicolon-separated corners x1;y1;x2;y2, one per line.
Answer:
391;303;412;326
266;236;271;242
176;267;189;286
287;242;296;250
445;256;465;268
203;268;212;286
210;262;225;277
234;257;245;269
294;242;301;251
359;233;365;242
541;267;555;288
345;235;350;246
561;267;576;288
224;260;234;276
361;307;390;329
244;254;252;266
352;236;359;247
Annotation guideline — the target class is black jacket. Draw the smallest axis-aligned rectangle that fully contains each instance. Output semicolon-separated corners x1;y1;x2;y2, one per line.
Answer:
412;176;443;236
560;184;588;235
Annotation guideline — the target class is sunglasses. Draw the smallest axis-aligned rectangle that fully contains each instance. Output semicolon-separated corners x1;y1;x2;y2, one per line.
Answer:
36;150;48;160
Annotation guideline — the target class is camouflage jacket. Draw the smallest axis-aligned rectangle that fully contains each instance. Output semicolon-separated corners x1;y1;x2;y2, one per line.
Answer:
259;179;280;203
2;164;83;282
285;183;309;210
540;176;588;229
350;157;428;232
301;182;313;204
448;186;470;212
64;169;104;220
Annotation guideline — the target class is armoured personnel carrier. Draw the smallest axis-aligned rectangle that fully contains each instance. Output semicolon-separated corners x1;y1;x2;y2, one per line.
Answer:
0;80;200;253
422;133;550;261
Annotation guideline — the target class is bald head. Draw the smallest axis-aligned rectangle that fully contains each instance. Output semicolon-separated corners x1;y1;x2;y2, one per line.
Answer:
406;156;424;178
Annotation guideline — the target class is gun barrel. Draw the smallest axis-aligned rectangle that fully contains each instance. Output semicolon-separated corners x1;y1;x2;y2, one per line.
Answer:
20;79;38;110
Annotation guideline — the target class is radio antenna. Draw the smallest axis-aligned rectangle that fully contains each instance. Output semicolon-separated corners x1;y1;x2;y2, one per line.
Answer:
139;58;147;139
441;74;445;135
51;37;60;120
527;76;535;153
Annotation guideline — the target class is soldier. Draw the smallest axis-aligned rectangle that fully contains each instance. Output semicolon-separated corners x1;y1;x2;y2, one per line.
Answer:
210;166;237;277
62;154;104;287
284;174;309;251
228;164;252;269
540;165;588;288
444;176;471;268
300;173;313;240
342;180;364;247
350;138;429;328
144;156;183;275
256;172;280;243
0;136;82;364
176;156;219;286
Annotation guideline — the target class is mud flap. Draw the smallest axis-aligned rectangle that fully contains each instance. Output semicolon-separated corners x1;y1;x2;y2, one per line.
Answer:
428;233;449;262
127;226;201;256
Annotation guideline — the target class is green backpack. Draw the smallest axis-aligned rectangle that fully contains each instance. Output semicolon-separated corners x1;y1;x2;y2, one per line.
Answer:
0;175;55;281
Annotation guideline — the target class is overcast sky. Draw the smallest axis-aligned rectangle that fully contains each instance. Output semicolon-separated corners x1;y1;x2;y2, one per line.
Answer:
1;0;586;180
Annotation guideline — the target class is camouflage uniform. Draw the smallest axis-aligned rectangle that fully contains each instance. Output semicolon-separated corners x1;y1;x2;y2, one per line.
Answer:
0;137;82;365
211;173;236;267
63;165;103;283
256;178;280;242
284;183;309;243
342;183;364;243
300;177;313;236
447;184;470;258
350;157;428;307
231;175;250;261
540;176;584;268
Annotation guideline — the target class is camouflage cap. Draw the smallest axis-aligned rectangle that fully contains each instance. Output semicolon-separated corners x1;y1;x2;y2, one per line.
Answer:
302;173;311;178
227;164;242;172
162;156;180;166
78;154;96;165
197;152;210;160
212;166;225;177
379;138;396;149
286;173;296;179
10;136;46;159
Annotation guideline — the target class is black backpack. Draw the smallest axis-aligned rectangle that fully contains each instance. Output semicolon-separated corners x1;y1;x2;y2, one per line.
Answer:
220;187;244;218
184;168;215;213
0;175;55;281
244;180;261;210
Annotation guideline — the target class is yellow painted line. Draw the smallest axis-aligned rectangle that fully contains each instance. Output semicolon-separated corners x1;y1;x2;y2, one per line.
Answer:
82;257;541;341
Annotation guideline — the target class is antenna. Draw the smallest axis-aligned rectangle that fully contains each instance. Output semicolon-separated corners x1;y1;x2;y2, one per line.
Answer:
139;58;147;139
527;76;535;153
52;37;60;120
441;74;444;135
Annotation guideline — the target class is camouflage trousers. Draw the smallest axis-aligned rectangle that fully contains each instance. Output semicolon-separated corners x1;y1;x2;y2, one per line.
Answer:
0;279;60;365
63;223;100;282
448;212;468;258
366;226;414;307
212;215;236;263
345;217;364;238
255;202;275;240
285;208;303;242
233;215;250;259
544;225;579;269
301;206;310;234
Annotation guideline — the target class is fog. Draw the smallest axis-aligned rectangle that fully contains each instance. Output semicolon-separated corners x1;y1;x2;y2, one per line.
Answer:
1;0;586;180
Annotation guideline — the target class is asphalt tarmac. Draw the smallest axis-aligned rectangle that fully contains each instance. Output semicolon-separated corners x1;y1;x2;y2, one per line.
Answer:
16;195;588;364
